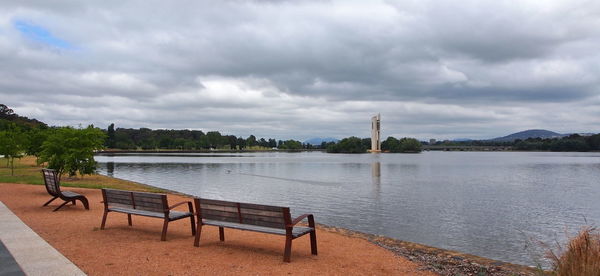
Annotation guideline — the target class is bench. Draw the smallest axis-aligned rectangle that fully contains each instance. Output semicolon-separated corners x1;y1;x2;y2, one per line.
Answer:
193;197;317;262
42;169;89;212
100;189;196;241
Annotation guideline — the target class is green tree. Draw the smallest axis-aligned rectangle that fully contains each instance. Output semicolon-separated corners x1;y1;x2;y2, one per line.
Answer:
106;123;116;148
0;124;27;175
326;137;367;153
39;126;106;180
246;135;257;147
206;131;223;149
278;140;303;150
381;137;400;152
398;137;422;153
26;127;49;161
236;137;246;150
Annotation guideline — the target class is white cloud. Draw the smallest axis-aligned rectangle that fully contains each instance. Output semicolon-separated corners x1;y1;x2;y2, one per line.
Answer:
1;0;599;140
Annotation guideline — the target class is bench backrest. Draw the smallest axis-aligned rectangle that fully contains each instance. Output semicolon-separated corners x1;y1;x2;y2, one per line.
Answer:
194;198;291;229
102;189;167;213
42;169;60;196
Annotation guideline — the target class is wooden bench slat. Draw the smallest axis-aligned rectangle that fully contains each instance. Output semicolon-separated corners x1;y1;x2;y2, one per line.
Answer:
202;220;313;237
202;209;239;218
239;219;284;229
108;207;164;218
239;208;283;218
199;199;238;207
241;214;284;224
204;215;240;223
239;202;283;212
133;196;164;204
200;204;238;213
106;198;133;205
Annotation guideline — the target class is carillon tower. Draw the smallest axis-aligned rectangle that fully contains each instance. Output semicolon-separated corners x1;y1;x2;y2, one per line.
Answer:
370;114;381;153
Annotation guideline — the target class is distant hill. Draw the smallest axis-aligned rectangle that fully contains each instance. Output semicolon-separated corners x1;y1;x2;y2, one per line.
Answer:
0;104;47;129
492;129;565;142
304;137;339;145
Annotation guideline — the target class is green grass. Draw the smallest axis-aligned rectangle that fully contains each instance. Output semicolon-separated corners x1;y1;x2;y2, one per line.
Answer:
0;156;164;193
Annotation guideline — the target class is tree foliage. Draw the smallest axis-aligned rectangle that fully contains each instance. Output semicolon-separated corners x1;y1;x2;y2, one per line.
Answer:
278;139;303;150
39;126;106;179
0;124;27;175
326;136;368;153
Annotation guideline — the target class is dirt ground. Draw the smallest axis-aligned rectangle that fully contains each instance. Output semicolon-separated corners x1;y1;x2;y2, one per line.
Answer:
0;183;435;275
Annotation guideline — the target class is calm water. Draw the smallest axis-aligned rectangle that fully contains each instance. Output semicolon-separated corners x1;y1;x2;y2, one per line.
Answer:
95;151;600;266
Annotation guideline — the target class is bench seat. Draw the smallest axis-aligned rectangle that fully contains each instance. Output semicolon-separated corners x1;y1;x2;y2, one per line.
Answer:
203;219;313;238
108;207;193;221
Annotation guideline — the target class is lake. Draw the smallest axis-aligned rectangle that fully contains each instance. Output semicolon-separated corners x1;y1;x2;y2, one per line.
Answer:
95;151;600;266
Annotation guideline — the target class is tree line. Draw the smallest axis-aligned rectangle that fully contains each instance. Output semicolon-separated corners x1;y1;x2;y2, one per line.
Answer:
326;136;422;153
1;104;104;178
105;124;307;150
429;134;600;152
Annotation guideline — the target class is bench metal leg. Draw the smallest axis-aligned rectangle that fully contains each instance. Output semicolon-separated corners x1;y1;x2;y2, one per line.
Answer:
43;196;58;206
161;218;169;241
79;197;90;210
284;236;292;262
219;227;225;241
189;215;196;236
53;200;70;212
310;230;318;255
194;224;202;247
101;211;108;229
127;214;132;226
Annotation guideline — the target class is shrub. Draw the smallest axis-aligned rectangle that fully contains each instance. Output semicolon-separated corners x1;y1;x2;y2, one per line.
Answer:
547;227;600;276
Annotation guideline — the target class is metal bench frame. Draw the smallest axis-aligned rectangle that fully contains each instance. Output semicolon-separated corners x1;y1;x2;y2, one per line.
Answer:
100;188;196;241
41;169;90;212
193;197;317;262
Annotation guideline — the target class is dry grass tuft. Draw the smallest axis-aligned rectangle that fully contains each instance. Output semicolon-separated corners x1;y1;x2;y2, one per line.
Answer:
546;227;600;276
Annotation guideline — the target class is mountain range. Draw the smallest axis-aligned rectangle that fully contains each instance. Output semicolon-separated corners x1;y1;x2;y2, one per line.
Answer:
491;129;566;142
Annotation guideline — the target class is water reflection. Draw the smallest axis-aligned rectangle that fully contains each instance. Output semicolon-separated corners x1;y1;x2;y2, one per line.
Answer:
371;161;381;195
106;162;114;177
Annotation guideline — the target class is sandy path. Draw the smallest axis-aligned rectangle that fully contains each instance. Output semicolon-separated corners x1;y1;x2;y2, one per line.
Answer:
0;183;435;275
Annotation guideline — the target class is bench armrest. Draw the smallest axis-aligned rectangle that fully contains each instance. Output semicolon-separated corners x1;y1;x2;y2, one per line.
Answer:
289;214;315;228
168;201;193;213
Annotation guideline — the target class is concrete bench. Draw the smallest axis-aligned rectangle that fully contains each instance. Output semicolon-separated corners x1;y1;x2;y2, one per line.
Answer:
193;197;317;262
100;189;195;241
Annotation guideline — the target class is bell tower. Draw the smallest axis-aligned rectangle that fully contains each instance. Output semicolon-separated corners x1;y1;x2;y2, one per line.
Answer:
370;114;381;153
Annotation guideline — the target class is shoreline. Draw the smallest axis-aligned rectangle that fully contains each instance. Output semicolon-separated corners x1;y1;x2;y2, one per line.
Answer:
87;174;543;275
0;183;434;275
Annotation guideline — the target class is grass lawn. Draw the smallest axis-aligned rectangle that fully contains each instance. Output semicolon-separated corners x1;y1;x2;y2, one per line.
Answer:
0;156;164;192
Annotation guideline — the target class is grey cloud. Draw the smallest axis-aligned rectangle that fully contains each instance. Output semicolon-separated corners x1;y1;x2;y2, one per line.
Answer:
1;0;599;140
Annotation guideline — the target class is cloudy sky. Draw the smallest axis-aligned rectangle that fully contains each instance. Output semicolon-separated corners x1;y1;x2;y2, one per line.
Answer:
1;0;599;140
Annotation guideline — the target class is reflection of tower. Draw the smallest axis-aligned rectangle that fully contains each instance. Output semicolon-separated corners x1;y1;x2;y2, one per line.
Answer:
370;114;381;153
371;161;381;196
371;161;380;177
107;162;114;177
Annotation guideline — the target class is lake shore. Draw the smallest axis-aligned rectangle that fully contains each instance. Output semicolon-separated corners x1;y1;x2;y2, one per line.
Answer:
0;181;540;275
0;183;434;275
0;157;542;275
